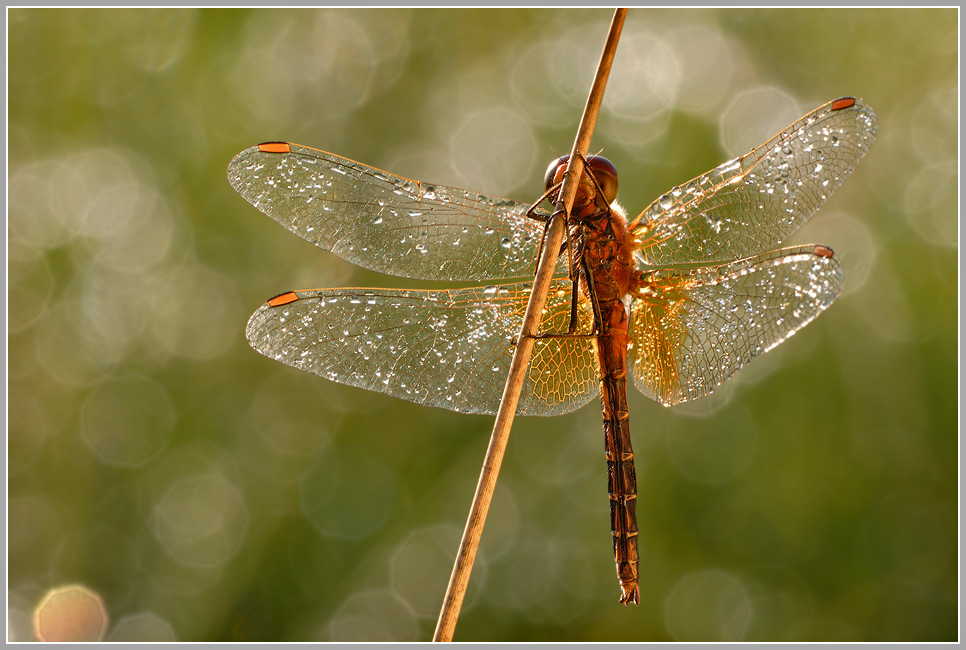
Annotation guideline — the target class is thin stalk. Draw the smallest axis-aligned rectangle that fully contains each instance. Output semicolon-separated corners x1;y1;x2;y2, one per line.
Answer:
433;8;627;642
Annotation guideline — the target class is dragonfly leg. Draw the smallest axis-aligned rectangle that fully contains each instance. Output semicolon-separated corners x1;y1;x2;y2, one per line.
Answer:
546;208;601;339
524;329;597;341
580;253;605;333
524;185;565;277
567;273;582;334
517;287;599;341
520;154;612;341
558;152;611;332
519;254;603;343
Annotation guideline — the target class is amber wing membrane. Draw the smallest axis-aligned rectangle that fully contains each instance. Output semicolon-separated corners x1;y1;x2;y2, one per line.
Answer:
228;143;566;282
630;245;844;406
246;280;600;416
633;97;877;266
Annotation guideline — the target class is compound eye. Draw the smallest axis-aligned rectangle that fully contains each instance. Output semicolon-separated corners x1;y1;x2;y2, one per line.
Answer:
586;156;618;204
543;155;570;191
543;155;619;204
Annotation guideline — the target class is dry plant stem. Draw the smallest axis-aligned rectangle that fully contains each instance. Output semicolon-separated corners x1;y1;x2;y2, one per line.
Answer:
433;8;627;642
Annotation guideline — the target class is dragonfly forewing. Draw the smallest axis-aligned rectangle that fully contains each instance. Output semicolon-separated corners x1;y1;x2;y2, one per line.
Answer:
633;97;877;266
246;280;600;416
228;143;567;282
630;244;844;406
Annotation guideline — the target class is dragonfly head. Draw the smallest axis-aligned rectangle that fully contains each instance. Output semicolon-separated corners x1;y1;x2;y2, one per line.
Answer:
544;154;619;205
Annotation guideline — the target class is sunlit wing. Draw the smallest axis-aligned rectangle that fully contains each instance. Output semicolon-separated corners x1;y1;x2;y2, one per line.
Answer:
228;142;567;282
633;97;877;266
629;244;843;406
246;279;599;416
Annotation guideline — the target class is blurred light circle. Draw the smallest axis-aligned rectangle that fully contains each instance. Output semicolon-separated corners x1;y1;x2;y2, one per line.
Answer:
33;584;108;642
495;530;555;611
665;406;758;485
8;385;56;477
152;472;249;567
52;527;140;602
34;297;121;386
602;108;676;161
510;37;585;128
67;10;196;105
841;262;915;343
909;85;956;167
11;145;180;274
12;147;173;263
530;538;597;623
83;182;176;273
598;26;681;153
719;87;799;157
442;474;519;560
665;569;752;641
484;524;594;623
299;445;396;539
19;144;191;384
904;164;957;248
389;525;463;617
45;277;141;378
606;28;681;120
449;107;536;195
8;249;54;333
547;21;612;107
795;210;877;296
511;412;597;487
138;554;222;596
9;158;77;250
7;594;34;642
65;149;142;238
251;370;338;456
667;24;736;116
745;569;814;641
122;9;197;73
146;263;243;360
326;589;418;641
107;612;178;641
231;10;409;127
81;375;175;467
8;495;61;556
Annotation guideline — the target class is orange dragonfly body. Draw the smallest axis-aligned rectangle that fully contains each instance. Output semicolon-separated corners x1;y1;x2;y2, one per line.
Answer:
229;97;876;604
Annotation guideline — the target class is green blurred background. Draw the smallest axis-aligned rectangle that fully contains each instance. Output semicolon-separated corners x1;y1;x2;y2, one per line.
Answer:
8;8;957;642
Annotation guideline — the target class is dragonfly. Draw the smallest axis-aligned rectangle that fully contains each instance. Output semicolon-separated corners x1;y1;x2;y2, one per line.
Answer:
229;96;877;605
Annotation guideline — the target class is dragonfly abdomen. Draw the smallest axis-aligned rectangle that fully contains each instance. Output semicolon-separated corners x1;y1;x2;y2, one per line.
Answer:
567;177;643;605
596;302;640;606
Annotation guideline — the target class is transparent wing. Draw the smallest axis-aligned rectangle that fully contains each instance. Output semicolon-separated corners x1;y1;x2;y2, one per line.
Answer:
630;245;843;406
633;97;876;265
228;143;565;281
246;280;599;417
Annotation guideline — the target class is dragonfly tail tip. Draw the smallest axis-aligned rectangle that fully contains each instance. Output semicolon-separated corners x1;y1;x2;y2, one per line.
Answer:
619;585;640;605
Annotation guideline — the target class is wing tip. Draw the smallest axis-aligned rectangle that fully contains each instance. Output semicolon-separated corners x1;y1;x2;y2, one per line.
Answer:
245;291;301;345
828;96;877;132
830;97;857;111
267;291;301;307
257;142;293;154
812;244;835;259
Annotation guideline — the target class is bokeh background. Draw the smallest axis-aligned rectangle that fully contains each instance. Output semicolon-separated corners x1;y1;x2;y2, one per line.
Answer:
7;7;958;642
